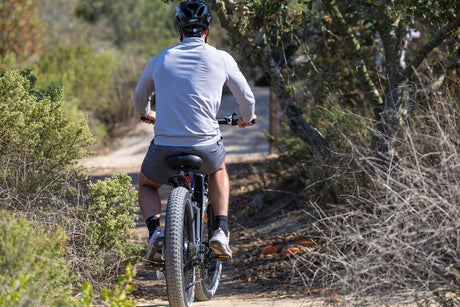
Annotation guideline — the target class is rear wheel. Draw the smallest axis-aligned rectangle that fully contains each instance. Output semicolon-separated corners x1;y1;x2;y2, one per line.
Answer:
194;203;222;301
165;186;195;307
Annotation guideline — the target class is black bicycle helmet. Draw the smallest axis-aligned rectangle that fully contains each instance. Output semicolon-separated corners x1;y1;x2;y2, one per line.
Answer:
176;0;212;37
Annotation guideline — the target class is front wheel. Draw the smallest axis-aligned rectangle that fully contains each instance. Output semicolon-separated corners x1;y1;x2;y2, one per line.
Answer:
194;203;222;301
165;186;195;307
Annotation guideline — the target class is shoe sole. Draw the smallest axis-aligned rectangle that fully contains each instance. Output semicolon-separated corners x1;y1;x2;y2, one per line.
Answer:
209;240;232;258
145;237;164;263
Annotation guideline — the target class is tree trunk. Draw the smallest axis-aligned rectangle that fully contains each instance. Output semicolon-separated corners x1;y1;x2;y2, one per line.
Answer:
269;87;279;155
210;0;332;162
262;46;331;161
322;0;402;157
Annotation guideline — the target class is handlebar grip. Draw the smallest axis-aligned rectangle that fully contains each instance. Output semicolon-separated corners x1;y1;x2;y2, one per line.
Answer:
217;119;229;125
217;117;256;126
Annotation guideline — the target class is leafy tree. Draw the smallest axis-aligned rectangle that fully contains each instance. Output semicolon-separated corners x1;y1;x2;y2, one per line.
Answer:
321;0;459;155
0;0;45;63
200;0;459;162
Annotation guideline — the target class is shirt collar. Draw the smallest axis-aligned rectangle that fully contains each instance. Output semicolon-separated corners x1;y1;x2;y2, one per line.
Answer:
182;37;206;44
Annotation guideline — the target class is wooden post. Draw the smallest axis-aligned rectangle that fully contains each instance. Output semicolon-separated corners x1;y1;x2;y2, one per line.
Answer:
269;87;278;154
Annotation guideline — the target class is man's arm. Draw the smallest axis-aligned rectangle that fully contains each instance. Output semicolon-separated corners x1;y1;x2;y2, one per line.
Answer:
220;51;256;125
134;59;156;116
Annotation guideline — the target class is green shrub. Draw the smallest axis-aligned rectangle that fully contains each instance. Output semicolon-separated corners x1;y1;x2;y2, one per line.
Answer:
0;210;75;306
0;210;138;307
0;69;93;196
0;69;141;294
66;173;141;290
37;44;115;113
87;173;138;251
79;265;136;307
36;44;117;144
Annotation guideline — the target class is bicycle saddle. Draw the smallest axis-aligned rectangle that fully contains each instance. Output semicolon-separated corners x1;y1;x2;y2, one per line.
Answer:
166;154;203;171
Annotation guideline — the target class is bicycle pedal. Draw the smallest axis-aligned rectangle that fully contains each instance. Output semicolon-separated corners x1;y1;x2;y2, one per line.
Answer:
213;254;231;261
144;259;164;271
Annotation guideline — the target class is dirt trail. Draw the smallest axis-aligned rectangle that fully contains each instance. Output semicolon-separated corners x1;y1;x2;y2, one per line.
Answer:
78;87;313;306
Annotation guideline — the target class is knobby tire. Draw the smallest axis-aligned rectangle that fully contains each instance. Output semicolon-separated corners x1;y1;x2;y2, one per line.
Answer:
165;186;195;307
194;204;222;301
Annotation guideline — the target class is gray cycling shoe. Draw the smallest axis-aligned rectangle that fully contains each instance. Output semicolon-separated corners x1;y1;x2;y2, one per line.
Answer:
145;227;164;269
209;228;233;258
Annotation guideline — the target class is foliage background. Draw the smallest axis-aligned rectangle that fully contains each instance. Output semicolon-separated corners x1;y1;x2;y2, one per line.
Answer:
0;68;141;304
0;0;458;304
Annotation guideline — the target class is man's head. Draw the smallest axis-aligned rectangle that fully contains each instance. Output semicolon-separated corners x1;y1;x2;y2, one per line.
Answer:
175;0;212;40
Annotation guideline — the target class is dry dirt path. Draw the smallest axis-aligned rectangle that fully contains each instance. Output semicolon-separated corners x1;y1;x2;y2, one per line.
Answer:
78;87;315;306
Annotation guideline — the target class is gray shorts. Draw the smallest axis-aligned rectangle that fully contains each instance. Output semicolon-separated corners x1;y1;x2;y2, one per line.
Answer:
141;137;226;185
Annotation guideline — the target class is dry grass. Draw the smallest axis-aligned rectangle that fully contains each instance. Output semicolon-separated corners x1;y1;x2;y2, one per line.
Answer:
295;91;459;305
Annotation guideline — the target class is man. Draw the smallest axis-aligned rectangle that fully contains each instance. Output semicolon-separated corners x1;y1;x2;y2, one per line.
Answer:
134;0;256;264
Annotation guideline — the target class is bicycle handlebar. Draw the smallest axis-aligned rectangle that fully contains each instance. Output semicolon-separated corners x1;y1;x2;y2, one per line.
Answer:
140;115;153;122
141;112;255;126
217;112;256;126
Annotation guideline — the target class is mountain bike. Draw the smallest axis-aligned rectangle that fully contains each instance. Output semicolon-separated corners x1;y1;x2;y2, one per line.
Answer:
142;112;244;307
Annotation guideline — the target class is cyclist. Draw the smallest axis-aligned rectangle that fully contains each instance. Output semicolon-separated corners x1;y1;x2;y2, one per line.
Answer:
134;0;256;264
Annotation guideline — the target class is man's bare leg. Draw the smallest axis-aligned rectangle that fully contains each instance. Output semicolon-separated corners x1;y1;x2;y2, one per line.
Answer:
139;171;165;264
139;171;164;242
208;162;233;257
139;171;162;220
208;162;230;216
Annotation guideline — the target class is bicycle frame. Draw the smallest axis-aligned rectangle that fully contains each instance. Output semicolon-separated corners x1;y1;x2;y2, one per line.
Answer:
168;169;210;266
142;113;245;306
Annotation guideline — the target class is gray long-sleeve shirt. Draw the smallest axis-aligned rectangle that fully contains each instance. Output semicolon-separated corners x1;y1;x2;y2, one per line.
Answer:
134;37;256;147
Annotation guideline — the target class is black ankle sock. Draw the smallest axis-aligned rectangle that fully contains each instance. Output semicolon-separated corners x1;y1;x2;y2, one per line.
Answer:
146;216;160;238
215;215;228;235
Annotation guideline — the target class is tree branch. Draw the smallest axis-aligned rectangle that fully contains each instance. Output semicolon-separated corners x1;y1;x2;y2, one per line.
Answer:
321;0;383;116
411;39;459;109
372;1;404;90
209;0;236;30
261;45;332;161
403;13;460;82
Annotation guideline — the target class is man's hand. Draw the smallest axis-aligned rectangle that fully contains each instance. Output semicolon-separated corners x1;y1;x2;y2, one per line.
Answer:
142;110;156;125
237;115;256;128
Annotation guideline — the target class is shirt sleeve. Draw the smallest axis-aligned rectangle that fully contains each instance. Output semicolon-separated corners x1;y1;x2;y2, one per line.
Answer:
220;51;256;124
133;58;156;116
